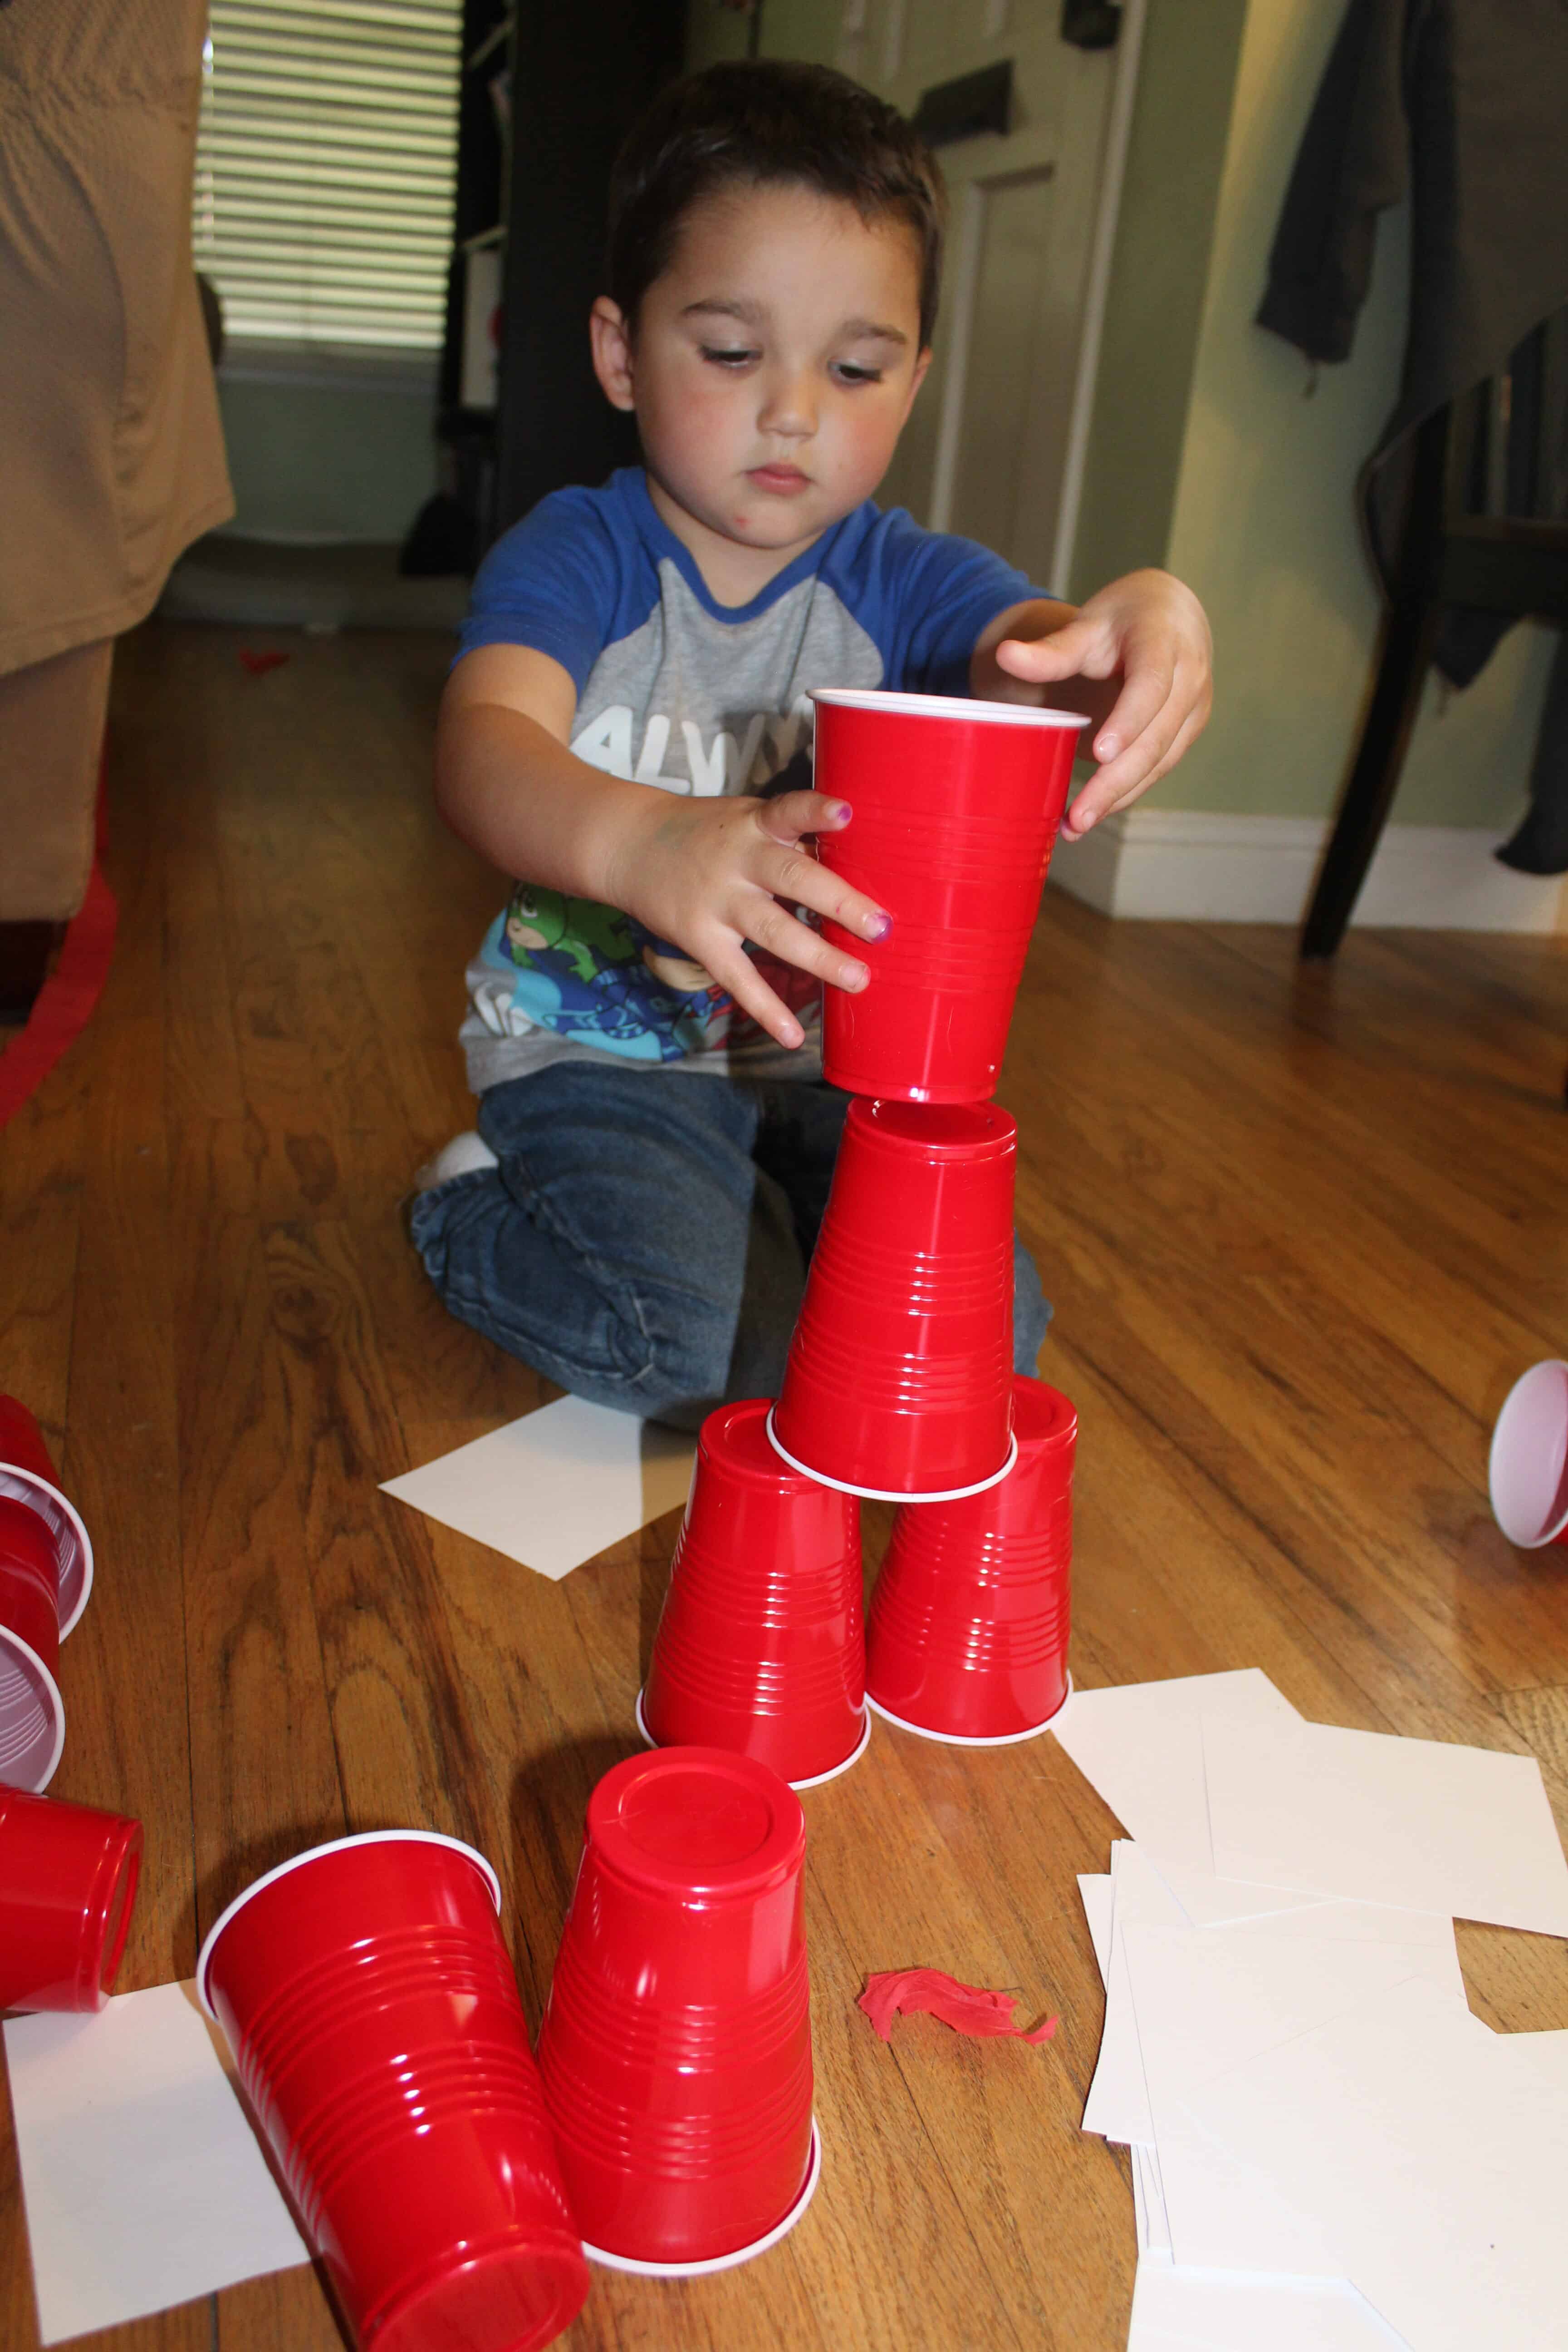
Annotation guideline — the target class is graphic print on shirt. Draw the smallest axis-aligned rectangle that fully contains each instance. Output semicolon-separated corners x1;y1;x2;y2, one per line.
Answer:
470;558;883;1065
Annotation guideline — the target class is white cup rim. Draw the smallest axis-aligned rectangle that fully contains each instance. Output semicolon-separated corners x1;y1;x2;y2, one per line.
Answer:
0;1469;93;1638
811;687;1088;729
1488;1359;1568;1548
0;1625;66;1792
196;1829;503;2019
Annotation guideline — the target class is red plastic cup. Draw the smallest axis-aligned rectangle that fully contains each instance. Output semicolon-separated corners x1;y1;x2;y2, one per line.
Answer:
0;1500;67;1790
769;1096;1017;1501
0;1786;142;2012
812;688;1087;1103
1489;1360;1568;1549
867;1376;1076;1744
197;1831;589;2352
0;1396;93;1640
536;1747;818;2275
640;1400;867;1789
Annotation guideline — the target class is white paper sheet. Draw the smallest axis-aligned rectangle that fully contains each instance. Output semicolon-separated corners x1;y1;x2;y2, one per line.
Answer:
1187;1978;1568;2352
1125;2259;1410;2351
1122;1920;1465;2278
1082;1843;1183;2143
381;1394;696;1579
4;1982;310;2344
1078;1872;1113;1984
1133;2145;1171;2259
1202;1713;1568;1936
1050;1670;1303;1882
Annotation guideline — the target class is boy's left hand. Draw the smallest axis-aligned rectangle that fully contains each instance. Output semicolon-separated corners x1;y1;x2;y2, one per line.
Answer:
985;569;1212;838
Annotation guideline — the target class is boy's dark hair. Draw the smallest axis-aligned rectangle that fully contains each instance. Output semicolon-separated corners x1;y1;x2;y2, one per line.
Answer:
607;61;947;348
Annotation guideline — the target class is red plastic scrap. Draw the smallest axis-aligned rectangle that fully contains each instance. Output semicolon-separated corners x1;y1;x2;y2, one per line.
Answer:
238;648;290;676
859;1968;1058;2045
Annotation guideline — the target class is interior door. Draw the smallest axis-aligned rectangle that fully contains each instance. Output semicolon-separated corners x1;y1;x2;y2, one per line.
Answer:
784;0;1122;593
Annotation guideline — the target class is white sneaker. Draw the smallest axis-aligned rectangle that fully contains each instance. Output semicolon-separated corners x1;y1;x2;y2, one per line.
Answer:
413;1131;500;1191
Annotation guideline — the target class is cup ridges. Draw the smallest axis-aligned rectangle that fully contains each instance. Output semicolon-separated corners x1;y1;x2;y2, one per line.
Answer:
539;2041;812;2175
252;2039;568;2231
807;1233;1013;1314
869;1592;1070;1668
0;1649;52;1775
785;1316;1013;1410
883;1523;1072;1583
545;1939;808;2066
647;1629;863;1715
666;1535;860;1620
230;1924;524;2080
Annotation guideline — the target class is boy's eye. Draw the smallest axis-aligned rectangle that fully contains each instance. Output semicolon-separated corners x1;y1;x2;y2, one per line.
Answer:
834;363;885;386
701;345;759;368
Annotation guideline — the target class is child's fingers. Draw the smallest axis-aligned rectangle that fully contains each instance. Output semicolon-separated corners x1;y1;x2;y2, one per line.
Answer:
1065;671;1208;833
1087;642;1176;766
756;789;853;845
753;837;891;943
739;894;871;994
994;617;1107;683
701;943;808;1049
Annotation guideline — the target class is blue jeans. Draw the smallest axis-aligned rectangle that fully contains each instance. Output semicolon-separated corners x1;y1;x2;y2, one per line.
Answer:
410;1061;1051;1431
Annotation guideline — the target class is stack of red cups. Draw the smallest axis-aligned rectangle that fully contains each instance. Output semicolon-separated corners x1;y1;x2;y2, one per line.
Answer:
0;1396;95;1791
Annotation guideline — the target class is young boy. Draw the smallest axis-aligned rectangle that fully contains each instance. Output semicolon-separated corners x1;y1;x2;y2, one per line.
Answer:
413;60;1211;1430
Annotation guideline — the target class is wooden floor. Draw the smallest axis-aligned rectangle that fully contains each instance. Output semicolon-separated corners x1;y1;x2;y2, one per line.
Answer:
3;620;1568;2352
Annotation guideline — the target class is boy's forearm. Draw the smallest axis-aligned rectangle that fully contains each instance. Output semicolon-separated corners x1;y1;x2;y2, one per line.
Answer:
435;699;653;903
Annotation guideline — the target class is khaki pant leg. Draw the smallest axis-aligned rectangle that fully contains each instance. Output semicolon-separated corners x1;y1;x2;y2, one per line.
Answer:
0;638;113;921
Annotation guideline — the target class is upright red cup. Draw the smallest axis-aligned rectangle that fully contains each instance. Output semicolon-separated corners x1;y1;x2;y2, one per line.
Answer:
867;1377;1075;1743
536;1748;818;2275
198;1831;589;2352
0;1500;67;1790
812;688;1086;1104
640;1400;867;1788
0;1396;93;1642
769;1096;1017;1500
1489;1360;1568;1549
0;1787;142;2012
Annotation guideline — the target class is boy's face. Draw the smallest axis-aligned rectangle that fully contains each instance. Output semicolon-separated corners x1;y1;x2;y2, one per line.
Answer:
592;181;931;569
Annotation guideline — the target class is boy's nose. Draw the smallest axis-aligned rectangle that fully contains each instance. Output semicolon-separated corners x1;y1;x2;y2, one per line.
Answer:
756;369;817;438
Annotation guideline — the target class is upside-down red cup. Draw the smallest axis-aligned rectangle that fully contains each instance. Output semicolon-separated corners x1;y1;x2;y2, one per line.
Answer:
812;688;1087;1104
197;1831;589;2352
537;1747;818;2275
0;1397;93;1639
868;1377;1076;1744
0;1501;67;1790
640;1400;867;1789
0;1786;142;2012
769;1096;1017;1501
1489;1360;1568;1549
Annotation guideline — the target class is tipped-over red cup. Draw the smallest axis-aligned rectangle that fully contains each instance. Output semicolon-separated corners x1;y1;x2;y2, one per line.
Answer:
1489;1360;1568;1549
0;1397;93;1640
0;1786;142;2012
769;1096;1017;1501
198;1831;589;2352
867;1376;1075;1743
812;688;1087;1104
640;1400;867;1789
537;1747;818;2275
0;1500;67;1790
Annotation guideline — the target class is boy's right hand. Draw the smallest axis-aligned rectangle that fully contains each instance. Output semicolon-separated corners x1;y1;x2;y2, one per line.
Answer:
606;787;892;1052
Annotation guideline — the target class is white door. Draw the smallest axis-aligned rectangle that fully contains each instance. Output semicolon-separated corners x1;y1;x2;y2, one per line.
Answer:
765;0;1132;593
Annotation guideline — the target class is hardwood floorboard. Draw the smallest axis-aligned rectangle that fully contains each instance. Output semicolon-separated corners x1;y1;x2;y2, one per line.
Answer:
2;619;1565;2352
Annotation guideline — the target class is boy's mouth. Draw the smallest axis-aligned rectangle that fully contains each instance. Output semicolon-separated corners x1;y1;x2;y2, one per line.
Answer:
748;464;811;495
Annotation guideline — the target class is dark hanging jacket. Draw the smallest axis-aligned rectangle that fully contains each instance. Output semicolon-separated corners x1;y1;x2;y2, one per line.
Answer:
1256;0;1568;873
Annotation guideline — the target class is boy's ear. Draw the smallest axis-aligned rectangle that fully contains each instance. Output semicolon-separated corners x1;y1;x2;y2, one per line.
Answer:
904;346;935;419
590;297;637;412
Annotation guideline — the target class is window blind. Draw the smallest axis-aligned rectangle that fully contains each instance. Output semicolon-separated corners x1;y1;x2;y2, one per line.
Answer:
195;0;463;352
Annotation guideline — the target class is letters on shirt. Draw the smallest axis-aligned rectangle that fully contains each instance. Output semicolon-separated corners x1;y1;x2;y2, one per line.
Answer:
570;698;813;794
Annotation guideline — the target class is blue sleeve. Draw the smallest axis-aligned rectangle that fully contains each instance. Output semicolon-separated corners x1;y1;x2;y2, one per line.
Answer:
847;507;1048;697
454;485;634;695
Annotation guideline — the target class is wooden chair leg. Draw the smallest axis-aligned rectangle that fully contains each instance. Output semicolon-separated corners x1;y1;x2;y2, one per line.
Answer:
1300;590;1441;958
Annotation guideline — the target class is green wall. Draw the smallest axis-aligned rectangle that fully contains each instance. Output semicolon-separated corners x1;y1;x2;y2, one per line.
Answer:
1157;0;1553;824
216;370;440;544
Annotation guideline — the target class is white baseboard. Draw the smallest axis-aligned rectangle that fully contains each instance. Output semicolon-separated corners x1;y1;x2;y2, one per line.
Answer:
1048;807;1568;932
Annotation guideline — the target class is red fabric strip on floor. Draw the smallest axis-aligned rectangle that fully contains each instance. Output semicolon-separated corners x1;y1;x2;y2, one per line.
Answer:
0;786;117;1131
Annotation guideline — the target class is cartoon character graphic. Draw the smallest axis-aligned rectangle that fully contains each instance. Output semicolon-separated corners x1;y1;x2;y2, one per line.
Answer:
485;885;731;1060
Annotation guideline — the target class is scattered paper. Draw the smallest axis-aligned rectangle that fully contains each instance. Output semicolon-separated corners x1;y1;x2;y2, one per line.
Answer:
858;1970;1057;2044
381;1395;695;1579
1122;1919;1464;2278
1050;1670;1303;1882
1203;1713;1568;1936
1078;1873;1113;1983
4;1982;310;2344
1188;1978;1568;2352
1126;2259;1409;2350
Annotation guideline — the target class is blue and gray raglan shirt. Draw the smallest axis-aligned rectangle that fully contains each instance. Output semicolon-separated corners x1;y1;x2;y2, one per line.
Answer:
455;466;1041;1092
